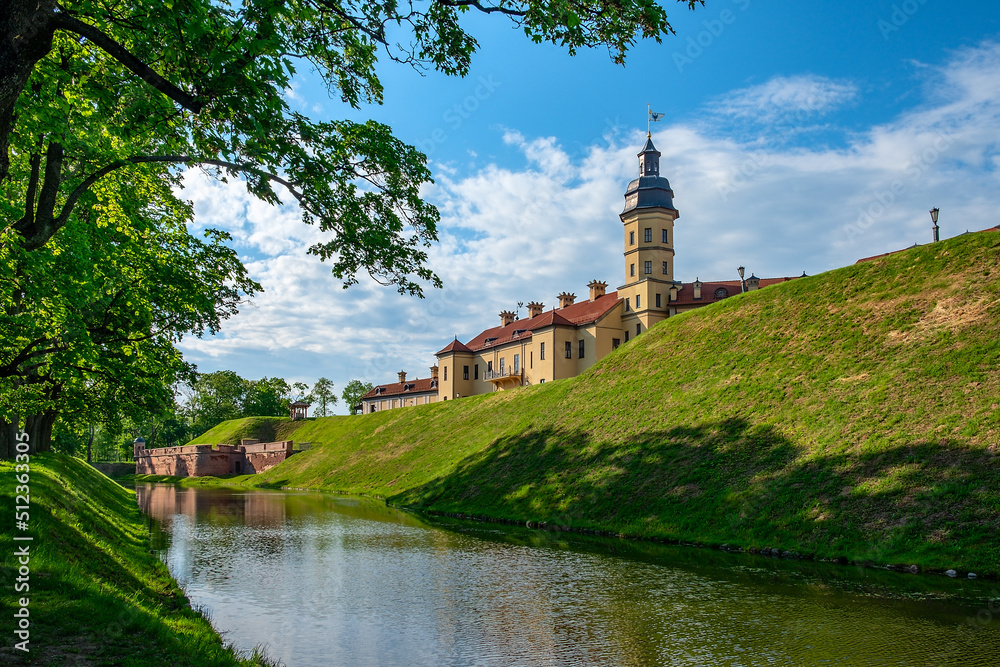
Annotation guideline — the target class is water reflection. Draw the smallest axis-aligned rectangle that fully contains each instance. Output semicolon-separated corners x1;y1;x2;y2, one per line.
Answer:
137;484;1000;666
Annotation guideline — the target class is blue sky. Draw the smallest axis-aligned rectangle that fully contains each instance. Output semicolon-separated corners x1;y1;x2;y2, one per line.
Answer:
177;0;1000;413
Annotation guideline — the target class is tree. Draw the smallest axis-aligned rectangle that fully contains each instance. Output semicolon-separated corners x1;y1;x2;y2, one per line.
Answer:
244;377;292;417
0;174;257;457
342;380;374;415
183;371;251;437
0;0;701;294
311;377;338;417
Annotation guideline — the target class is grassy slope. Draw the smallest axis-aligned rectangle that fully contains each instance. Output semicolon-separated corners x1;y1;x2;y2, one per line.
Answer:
0;454;272;666
183;416;300;447
213;232;999;574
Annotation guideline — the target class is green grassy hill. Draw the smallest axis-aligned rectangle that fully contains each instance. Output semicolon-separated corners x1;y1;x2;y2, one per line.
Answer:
204;231;1000;575
0;454;274;665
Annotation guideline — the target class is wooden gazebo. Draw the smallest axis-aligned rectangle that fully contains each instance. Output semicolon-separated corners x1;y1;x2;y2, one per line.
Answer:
289;401;310;421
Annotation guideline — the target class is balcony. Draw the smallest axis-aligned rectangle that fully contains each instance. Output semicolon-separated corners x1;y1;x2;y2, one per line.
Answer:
484;368;523;389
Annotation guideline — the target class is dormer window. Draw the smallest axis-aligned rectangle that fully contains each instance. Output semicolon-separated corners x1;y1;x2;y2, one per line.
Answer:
714;287;729;298
484;336;498;346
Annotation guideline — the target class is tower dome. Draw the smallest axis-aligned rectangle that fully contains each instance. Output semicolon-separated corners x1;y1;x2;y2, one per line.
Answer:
622;135;676;214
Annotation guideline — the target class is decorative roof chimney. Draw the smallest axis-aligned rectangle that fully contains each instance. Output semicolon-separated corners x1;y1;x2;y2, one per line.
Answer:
499;310;516;326
557;292;576;309
693;278;702;300
397;370;407;383
588;280;607;301
430;365;439;381
747;274;760;291
526;301;544;318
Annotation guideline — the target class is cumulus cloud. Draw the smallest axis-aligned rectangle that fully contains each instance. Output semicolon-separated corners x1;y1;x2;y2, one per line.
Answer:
175;41;1000;413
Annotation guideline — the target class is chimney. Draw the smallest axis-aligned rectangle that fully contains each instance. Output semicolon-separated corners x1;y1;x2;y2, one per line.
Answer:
693;278;702;300
747;274;760;291
430;365;439;381
526;301;544;318
588;280;607;301
557;292;576;309
499;310;516;326
397;370;407;384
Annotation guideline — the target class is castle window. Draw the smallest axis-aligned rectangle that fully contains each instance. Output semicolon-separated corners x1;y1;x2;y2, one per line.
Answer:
624;331;630;343
565;341;572;358
612;338;621;349
630;263;635;277
474;364;479;380
578;340;585;358
629;230;635;245
540;342;545;360
644;261;652;275
514;354;520;373
656;293;662;308
625;297;630;310
636;323;642;335
530;351;533;368
662;261;669;275
488;361;493;373
636;294;641;308
644;228;652;243
463;366;469;380
715;287;729;298
444;367;447;381
662;229;668;243
500;358;505;374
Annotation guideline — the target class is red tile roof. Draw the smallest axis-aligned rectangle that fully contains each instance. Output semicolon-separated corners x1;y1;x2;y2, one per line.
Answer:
436;338;473;355
441;292;623;354
362;377;438;400
673;277;801;306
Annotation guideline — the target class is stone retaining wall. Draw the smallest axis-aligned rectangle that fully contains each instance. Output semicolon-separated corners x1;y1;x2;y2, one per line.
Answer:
134;440;294;477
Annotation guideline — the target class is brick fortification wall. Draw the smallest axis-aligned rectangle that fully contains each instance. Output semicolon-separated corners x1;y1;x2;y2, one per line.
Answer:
134;440;294;477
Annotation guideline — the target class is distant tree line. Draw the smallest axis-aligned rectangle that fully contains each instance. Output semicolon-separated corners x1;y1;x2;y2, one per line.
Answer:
47;372;375;462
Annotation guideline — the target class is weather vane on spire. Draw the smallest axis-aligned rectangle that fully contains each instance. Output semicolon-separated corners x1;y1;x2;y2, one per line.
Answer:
647;104;664;136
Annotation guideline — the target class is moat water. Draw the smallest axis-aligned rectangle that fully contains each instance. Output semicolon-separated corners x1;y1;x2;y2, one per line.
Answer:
136;484;1000;666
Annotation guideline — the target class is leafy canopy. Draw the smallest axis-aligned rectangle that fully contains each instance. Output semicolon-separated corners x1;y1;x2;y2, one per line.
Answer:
2;0;702;294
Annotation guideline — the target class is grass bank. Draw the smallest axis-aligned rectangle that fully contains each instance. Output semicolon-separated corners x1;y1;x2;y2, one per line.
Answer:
0;453;274;665
199;232;1000;576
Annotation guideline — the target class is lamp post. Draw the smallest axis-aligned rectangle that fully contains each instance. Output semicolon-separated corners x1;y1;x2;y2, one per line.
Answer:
930;207;940;242
737;266;746;293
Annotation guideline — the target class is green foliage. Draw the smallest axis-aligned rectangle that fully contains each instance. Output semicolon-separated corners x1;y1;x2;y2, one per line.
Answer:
2;0;696;294
0;453;277;665
342;379;374;414
0;171;258;455
205;232;1000;574
311;377;338;417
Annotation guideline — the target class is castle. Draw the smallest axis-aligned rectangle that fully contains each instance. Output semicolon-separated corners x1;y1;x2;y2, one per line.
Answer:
360;136;800;412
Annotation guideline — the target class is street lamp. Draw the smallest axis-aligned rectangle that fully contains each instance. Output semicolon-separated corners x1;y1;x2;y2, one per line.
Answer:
930;207;940;242
737;266;746;293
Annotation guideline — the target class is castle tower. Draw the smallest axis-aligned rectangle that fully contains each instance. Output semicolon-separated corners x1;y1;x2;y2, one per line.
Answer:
618;135;680;340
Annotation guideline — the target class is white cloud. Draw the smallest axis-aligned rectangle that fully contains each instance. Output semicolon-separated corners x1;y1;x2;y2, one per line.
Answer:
176;41;1000;413
709;74;859;123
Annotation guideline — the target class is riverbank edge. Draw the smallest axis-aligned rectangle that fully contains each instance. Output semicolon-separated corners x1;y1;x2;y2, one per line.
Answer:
0;454;278;665
127;471;993;582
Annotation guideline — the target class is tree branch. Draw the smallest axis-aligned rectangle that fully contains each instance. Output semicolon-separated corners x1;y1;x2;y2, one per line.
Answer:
13;154;307;250
50;11;205;113
435;0;526;17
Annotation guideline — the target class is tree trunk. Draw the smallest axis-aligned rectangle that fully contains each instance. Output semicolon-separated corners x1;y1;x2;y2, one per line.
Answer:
23;411;55;453
0;0;56;184
0;419;18;459
86;422;94;463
